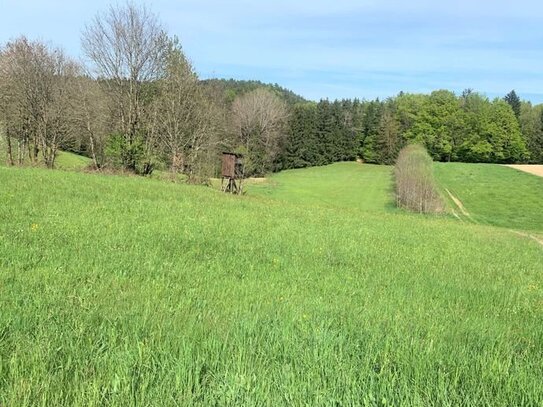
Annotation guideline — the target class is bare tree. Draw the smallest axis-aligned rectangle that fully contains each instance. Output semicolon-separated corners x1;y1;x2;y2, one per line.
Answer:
395;144;443;213
231;88;289;176
81;3;168;173
0;44;15;165
149;39;222;180
73;74;109;168
0;37;80;168
0;37;36;165
41;51;81;168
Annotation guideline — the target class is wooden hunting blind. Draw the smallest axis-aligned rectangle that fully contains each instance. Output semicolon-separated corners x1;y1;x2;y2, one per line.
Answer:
221;152;243;194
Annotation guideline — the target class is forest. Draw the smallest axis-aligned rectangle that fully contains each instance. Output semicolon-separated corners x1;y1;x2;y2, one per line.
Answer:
1;3;542;179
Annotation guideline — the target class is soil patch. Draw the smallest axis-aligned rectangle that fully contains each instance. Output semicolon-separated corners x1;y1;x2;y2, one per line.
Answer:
505;165;543;178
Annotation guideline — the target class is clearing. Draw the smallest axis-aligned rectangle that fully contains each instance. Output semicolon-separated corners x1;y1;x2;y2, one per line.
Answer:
248;162;395;212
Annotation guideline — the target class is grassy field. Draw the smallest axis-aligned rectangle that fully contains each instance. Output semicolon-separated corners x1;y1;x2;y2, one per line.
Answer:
249;162;395;212
435;162;543;232
0;163;542;406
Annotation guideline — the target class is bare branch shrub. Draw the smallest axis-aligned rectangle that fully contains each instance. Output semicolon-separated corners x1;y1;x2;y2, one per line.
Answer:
395;144;444;213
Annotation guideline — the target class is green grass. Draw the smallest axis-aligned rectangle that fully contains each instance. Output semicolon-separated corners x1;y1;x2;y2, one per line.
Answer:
54;150;93;171
0;164;542;406
249;162;395;212
435;162;543;232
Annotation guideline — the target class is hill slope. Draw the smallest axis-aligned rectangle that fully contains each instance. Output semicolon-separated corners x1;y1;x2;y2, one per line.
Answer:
201;78;308;105
0;165;542;405
435;162;543;231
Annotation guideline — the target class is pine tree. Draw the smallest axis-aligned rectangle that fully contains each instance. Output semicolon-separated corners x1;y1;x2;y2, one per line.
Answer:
376;104;402;164
504;90;521;121
360;100;383;163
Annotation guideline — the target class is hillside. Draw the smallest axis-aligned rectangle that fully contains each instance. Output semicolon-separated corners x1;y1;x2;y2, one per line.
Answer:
435;162;543;231
1;163;542;405
200;78;308;105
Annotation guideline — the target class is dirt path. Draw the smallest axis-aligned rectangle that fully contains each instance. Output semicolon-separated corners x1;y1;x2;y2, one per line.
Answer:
505;165;543;178
443;173;542;248
445;188;471;219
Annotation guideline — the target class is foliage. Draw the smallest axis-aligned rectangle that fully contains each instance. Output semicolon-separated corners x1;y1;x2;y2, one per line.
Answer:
200;78;307;106
520;102;543;163
1;5;542;178
278;91;536;171
504;90;521;120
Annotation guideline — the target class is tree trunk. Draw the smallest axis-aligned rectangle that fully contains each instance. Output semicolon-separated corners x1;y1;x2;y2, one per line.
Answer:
88;133;99;169
6;132;14;166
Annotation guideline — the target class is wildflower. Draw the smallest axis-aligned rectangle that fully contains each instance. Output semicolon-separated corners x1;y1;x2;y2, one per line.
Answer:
31;223;39;232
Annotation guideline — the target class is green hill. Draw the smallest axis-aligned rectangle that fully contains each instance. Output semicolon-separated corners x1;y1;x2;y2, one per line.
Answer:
201;78;308;105
249;162;395;212
435;162;543;231
0;163;542;405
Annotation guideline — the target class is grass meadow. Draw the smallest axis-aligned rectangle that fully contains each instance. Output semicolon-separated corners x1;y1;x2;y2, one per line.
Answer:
435;162;543;231
248;162;395;212
0;162;542;405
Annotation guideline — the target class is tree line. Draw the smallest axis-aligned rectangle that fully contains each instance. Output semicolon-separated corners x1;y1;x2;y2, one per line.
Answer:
279;90;543;172
1;3;542;181
0;3;289;180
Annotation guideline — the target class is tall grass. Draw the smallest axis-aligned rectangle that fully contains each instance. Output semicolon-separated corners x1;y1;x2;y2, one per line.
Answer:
1;165;542;405
395;144;443;213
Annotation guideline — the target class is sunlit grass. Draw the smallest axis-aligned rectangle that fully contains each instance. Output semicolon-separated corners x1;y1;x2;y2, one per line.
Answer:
0;164;542;405
248;162;396;212
435;162;543;231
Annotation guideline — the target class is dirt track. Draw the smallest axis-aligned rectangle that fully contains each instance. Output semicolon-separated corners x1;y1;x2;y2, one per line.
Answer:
505;165;543;178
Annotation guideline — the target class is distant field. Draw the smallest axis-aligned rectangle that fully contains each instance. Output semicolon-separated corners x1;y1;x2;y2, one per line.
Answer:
1;164;542;406
434;162;543;232
248;162;395;212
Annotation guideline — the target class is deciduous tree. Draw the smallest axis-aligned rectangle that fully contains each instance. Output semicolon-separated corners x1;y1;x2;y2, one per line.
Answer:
232;88;289;176
81;3;168;173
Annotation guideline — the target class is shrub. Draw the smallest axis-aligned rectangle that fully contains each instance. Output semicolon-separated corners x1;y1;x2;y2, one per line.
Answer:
395;144;443;213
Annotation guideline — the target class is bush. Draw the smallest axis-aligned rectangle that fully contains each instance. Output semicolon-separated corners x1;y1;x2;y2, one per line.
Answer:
395;144;443;213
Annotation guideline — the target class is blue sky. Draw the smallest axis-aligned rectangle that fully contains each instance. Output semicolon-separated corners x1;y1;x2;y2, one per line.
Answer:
1;0;543;103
